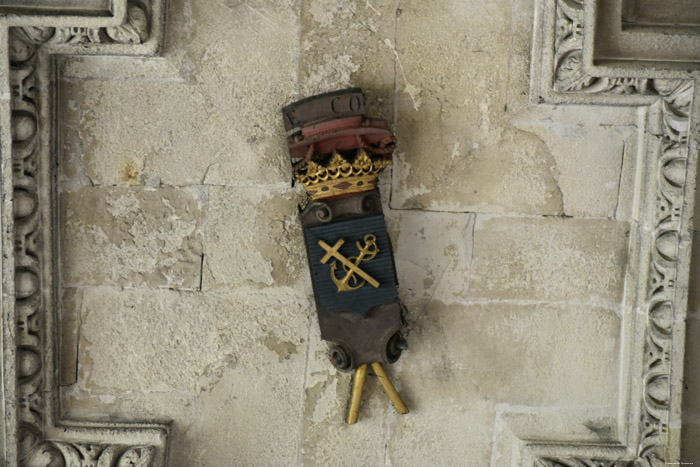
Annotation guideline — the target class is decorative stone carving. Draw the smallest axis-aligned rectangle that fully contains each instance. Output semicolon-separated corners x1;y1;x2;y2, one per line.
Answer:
52;1;150;45
1;1;169;466
504;0;700;464
3;0;699;464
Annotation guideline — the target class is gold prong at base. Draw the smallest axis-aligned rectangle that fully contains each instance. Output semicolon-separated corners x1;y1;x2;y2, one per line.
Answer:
347;364;368;424
371;362;409;415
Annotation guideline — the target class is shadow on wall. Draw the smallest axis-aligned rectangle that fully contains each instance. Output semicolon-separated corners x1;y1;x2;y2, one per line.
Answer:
681;168;700;462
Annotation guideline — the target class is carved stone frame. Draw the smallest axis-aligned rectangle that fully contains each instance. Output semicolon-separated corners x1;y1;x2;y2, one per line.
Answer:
491;0;698;465
0;1;170;465
2;0;698;466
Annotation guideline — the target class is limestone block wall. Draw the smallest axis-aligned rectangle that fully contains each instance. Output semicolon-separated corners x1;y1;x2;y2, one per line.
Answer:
13;0;693;465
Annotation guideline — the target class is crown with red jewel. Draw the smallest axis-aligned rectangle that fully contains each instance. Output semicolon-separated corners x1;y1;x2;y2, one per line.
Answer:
282;88;396;200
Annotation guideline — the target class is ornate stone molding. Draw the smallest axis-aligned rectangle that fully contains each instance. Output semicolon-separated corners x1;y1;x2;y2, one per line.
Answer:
1;1;169;466
499;0;700;465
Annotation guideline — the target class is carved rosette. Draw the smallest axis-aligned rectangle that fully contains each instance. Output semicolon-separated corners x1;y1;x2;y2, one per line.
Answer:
6;4;166;465
553;0;654;95
539;1;696;465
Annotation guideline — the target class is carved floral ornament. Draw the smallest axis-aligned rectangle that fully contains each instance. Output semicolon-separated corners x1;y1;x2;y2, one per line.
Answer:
1;0;698;464
524;0;698;465
3;1;170;466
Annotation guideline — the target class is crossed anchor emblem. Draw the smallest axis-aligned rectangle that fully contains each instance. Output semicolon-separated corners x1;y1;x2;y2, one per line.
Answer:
318;234;380;292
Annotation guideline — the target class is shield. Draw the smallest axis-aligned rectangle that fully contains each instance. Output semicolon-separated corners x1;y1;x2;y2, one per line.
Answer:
304;215;398;316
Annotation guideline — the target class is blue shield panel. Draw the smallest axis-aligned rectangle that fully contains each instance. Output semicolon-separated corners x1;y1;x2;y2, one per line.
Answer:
304;215;398;315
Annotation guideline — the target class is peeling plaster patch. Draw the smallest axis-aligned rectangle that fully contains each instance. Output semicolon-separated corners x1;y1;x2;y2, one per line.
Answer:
584;420;615;440
202;187;305;290
308;0;356;27
58;27;295;187
389;0;573;216
76;286;311;394
393;123;564;215
262;332;298;362
61;187;204;289
105;191;140;217
403;82;422;110
302;53;360;95
197;353;238;393
390;210;472;308
510;105;639;218
471;216;630;303
300;370;387;465
501;127;565;215
450;140;461;159
303;379;338;424
299;0;397;122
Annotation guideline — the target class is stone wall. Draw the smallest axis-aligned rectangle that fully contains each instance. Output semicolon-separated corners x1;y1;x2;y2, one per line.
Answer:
3;0;700;465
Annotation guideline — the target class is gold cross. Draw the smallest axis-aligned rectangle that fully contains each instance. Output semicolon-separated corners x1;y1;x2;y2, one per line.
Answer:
318;234;380;292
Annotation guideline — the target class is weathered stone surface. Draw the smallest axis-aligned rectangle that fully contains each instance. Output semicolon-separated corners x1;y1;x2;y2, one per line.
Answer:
682;312;700;462
4;0;697;463
390;0;561;214
299;0;398;122
401;300;619;406
299;321;388;466
470;216;630;303
282;297;618;466
75;286;310;393
57;0;299;188
202;187;305;289
60;187;204;289
59;287;81;386
392;115;565;214
388;300;620;466
58;80;212;188
172;364;304;467
64;266;619;465
389;0;640;218
682;422;700;464
680;133;700;465
510;106;640;219
64;285;311;465
385;209;474;307
687;229;700;316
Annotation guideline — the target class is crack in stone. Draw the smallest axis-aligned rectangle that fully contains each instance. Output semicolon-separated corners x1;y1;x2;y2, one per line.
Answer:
614;140;627;219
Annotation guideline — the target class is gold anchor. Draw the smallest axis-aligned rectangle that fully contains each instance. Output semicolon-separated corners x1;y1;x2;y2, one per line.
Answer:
318;234;380;292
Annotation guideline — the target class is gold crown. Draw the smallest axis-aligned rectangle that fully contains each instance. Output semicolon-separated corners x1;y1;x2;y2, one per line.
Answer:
296;151;392;200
